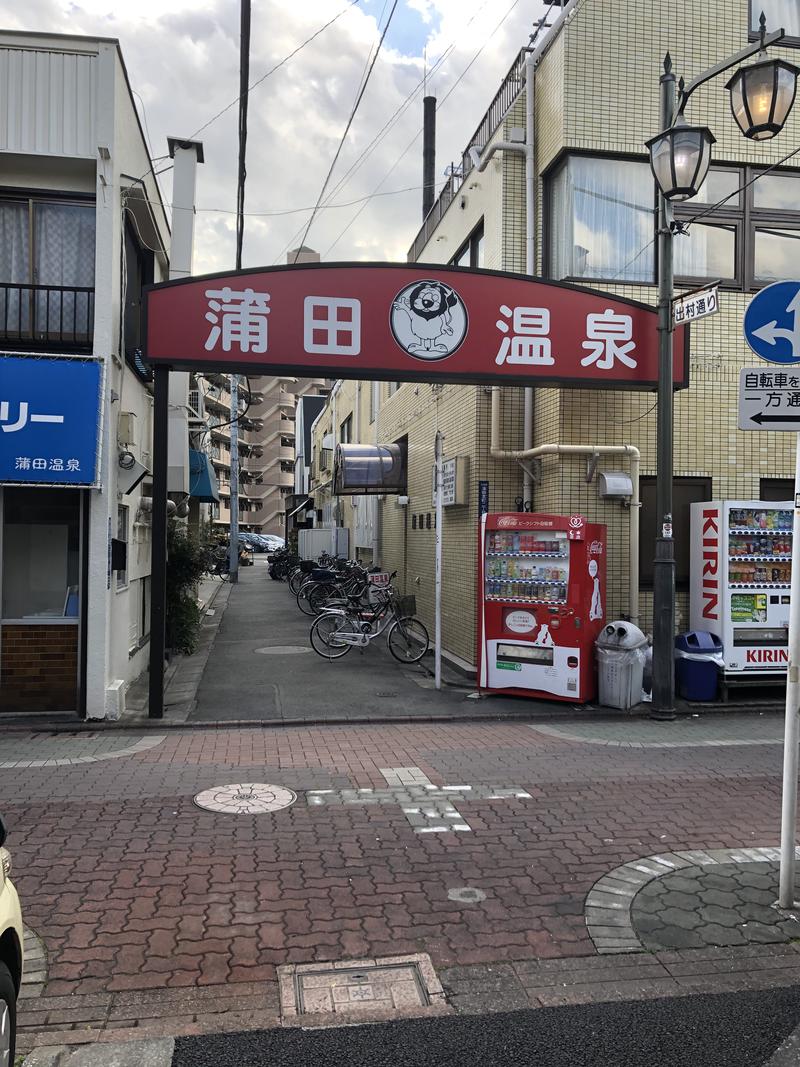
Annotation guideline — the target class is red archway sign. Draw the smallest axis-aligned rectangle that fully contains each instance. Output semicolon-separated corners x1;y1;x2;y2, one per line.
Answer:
144;262;689;389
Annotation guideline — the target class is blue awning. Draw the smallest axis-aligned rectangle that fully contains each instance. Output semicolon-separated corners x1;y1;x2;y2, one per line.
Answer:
189;449;219;503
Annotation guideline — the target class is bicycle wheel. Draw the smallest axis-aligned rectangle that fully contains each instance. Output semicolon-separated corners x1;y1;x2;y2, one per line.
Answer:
310;614;352;659
297;583;318;615
387;617;429;663
308;583;340;615
288;570;303;595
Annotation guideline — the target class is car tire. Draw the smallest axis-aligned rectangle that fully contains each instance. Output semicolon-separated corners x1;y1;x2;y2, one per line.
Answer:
0;959;17;1067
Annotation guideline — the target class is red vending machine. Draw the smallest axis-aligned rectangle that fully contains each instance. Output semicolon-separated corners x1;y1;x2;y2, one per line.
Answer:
477;512;607;701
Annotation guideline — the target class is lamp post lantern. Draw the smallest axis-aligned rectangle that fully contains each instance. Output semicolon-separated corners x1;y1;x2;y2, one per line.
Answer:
646;20;797;724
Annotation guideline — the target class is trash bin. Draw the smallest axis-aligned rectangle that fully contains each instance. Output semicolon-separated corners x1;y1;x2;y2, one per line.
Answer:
596;621;648;710
675;631;724;701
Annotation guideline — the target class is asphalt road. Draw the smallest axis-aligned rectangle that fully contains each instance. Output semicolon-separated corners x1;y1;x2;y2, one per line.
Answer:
173;987;800;1067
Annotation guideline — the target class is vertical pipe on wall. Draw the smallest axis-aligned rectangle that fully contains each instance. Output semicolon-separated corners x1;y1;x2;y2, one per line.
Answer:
522;49;536;509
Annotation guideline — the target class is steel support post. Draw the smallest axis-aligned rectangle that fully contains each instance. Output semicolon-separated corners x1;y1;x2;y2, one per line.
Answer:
651;55;677;721
148;365;170;719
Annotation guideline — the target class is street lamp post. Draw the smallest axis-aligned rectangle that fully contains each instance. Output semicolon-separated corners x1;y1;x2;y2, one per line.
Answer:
646;17;798;720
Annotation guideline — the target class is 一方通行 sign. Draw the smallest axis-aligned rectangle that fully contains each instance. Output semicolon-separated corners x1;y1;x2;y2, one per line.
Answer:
738;367;800;431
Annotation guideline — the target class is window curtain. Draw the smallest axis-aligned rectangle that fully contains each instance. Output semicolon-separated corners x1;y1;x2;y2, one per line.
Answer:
0;201;30;333
33;203;95;339
755;1;800;35
550;157;655;283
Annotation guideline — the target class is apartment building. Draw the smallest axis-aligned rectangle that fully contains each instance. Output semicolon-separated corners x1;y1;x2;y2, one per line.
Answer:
0;30;173;716
310;0;800;675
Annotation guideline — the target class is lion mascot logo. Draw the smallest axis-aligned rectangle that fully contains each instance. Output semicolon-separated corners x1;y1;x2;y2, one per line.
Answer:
390;280;468;361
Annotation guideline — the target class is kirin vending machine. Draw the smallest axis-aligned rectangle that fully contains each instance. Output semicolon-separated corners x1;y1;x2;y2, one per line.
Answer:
477;512;607;701
689;499;792;682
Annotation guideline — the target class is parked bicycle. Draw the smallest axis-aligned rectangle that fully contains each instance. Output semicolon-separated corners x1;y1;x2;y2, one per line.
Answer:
309;579;429;663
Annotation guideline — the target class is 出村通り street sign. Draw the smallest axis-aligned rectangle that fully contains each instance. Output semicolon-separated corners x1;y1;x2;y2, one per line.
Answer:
738;367;800;431
673;283;719;326
144;263;689;390
744;280;800;365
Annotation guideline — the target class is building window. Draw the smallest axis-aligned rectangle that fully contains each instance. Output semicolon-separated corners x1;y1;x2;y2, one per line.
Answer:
639;477;712;591
0;198;95;348
548;156;655;283
751;1;800;43
760;478;794;500
124;217;154;377
1;488;81;619
549;153;800;291
673;223;739;284
450;221;485;268
116;505;129;589
340;414;353;444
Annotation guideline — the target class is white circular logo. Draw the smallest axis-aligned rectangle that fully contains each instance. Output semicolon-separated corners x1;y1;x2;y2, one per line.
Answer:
505;610;537;635
390;280;468;361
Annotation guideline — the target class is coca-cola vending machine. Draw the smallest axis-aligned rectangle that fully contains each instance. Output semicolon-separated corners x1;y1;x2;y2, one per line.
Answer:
477;512;607;701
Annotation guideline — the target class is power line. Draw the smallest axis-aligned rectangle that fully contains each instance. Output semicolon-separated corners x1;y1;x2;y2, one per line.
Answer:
681;145;800;230
324;0;525;256
189;0;363;140
295;0;400;254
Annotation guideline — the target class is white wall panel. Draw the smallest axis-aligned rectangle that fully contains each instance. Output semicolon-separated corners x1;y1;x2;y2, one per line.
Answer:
0;48;97;158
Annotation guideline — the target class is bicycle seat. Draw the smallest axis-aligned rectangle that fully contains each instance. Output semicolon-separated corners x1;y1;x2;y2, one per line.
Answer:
312;568;337;581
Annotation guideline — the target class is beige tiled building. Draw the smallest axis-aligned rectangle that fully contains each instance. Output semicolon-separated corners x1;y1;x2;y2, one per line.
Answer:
310;0;800;675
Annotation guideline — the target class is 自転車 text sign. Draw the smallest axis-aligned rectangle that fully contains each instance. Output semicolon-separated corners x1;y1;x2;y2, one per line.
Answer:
144;263;688;390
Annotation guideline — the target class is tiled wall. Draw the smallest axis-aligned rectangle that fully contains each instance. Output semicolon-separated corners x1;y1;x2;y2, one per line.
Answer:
0;625;79;712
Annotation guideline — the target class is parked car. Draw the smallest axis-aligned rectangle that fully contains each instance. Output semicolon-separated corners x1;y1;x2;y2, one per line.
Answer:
0;816;23;1065
261;535;285;551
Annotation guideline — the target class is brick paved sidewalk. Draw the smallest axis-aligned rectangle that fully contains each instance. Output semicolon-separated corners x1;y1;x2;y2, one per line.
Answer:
4;715;797;1054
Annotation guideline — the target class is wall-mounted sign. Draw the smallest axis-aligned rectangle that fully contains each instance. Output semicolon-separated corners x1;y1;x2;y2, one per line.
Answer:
673;284;719;326
0;355;103;487
432;455;469;507
144;264;689;390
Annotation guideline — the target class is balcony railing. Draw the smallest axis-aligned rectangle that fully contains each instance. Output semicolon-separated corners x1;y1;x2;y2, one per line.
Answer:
407;48;526;263
0;283;95;351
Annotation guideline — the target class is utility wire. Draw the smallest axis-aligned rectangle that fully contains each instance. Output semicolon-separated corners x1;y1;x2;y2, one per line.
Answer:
323;0;524;256
189;0;363;140
275;0;499;262
295;0;400;254
681;145;800;229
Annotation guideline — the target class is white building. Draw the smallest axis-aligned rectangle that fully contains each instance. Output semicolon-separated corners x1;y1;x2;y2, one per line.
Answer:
0;31;175;719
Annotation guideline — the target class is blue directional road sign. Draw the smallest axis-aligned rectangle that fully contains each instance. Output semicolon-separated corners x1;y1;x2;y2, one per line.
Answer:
744;281;800;365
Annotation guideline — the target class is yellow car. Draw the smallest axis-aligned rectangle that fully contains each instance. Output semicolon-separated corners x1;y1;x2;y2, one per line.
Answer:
0;816;23;1065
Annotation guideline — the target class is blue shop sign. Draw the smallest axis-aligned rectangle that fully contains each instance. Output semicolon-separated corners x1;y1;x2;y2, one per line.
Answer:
0;355;103;486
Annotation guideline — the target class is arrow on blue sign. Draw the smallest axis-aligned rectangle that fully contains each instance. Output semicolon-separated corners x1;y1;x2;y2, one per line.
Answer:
744;281;800;365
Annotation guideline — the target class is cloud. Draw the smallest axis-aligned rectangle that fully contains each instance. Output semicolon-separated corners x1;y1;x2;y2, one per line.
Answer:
0;0;546;272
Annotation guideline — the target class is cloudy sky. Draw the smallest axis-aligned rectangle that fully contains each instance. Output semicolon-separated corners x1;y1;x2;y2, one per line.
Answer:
0;0;548;273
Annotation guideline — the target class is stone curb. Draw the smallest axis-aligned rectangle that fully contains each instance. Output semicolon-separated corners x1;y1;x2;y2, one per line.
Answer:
586;845;799;953
0;736;166;770
22;1037;174;1066
20;925;48;1000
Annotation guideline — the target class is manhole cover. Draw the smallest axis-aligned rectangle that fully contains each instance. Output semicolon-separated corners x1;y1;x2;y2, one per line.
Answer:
193;783;297;814
254;645;311;655
278;954;447;1021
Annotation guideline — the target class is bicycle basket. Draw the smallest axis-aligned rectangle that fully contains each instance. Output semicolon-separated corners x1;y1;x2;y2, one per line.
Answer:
394;594;416;617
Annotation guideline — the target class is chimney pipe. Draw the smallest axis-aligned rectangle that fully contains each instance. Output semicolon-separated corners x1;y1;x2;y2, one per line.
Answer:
423;95;436;220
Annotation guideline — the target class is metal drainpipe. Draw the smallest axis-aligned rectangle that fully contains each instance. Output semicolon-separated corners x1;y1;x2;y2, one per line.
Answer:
522;48;536;509
489;403;641;624
371;381;381;564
